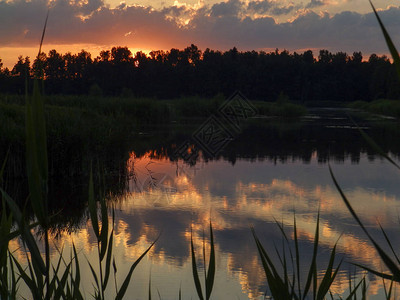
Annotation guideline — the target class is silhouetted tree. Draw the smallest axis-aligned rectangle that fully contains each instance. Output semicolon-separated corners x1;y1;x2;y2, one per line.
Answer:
1;45;399;102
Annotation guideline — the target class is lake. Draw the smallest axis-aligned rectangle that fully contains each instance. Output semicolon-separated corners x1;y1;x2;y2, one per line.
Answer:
9;107;400;299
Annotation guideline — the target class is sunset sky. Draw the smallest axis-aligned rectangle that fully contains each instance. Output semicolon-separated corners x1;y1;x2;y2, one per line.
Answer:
1;0;400;68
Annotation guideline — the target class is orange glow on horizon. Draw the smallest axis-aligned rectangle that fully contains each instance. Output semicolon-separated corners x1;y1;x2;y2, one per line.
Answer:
0;44;154;69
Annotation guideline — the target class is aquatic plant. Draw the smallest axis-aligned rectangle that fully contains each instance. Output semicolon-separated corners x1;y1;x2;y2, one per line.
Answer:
251;214;348;300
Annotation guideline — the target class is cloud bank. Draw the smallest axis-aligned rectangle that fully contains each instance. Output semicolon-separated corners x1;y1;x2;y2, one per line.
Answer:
1;0;400;55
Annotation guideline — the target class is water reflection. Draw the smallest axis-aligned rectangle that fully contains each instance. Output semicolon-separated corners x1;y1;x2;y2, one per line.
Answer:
10;151;400;299
112;150;400;298
8;110;400;299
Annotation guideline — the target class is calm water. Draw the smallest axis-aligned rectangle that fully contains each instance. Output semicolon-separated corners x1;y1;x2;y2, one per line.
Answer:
10;108;400;299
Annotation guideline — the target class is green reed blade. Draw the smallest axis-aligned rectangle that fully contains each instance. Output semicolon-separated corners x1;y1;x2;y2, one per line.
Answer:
302;212;320;300
293;215;301;299
72;243;82;299
317;244;342;300
99;198;109;261
0;202;12;264
31;80;48;183
9;252;18;299
25;85;48;226
88;170;99;239
329;290;334;300
53;263;71;300
25;105;46;224
148;272;152;300
115;237;158;300
385;278;393;300
113;256;118;294
1;190;46;275
369;0;400;79
344;277;365;300
10;252;40;299
251;227;290;299
274;218;290;243
103;230;114;289
357;123;400;170
191;228;204;300
378;222;400;265
362;277;366;300
37;10;49;59
352;263;393;280
87;259;100;294
205;221;215;300
54;275;68;300
347;113;400;170
202;229;206;288
0;148;9;187
157;288;161;300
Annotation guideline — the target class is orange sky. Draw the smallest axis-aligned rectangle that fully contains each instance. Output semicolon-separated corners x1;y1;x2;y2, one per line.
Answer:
1;0;400;69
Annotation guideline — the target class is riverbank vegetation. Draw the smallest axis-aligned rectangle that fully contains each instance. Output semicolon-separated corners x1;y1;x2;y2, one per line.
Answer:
348;99;400;118
2;1;400;298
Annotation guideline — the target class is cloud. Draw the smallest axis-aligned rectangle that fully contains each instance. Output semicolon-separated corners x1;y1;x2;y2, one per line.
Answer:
1;0;400;57
247;0;298;16
271;4;296;15
247;0;273;14
305;0;326;9
210;0;242;17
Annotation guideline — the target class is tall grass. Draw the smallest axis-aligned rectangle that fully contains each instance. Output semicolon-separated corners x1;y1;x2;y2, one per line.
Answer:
0;17;158;299
2;1;400;299
326;2;400;297
251;214;348;300
190;221;216;300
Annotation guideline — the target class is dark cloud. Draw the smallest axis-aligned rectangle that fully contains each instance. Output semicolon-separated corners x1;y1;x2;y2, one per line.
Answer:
271;4;296;15
210;0;242;17
247;0;297;16
247;0;273;14
305;0;326;9
1;0;399;56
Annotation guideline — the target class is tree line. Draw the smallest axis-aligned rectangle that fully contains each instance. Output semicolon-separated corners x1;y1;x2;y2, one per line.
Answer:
1;44;399;102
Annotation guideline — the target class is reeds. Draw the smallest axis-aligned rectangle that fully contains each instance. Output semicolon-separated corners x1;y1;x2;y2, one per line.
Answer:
190;221;216;300
2;1;400;299
328;0;400;291
251;214;346;300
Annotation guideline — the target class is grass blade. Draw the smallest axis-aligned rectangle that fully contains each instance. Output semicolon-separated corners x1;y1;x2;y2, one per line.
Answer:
148;272;152;300
99;197;109;261
191;228;204;300
205;221;215;300
378;222;400;264
115;237;158;300
351;263;393;280
330;164;400;281
102;230;114;289
350;119;400;170
1;190;46;275
251;227;290;299
344;277;366;300
316;244;342;300
72;244;83;300
369;0;400;79
88;170;99;239
302;211;320;299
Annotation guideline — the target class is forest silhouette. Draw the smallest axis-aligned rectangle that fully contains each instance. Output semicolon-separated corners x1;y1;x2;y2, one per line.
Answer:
0;44;398;102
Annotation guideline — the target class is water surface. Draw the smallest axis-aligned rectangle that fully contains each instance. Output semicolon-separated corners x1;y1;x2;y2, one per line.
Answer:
10;108;400;299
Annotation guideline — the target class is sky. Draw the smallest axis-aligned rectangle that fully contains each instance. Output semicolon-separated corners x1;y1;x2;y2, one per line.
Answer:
1;0;400;68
